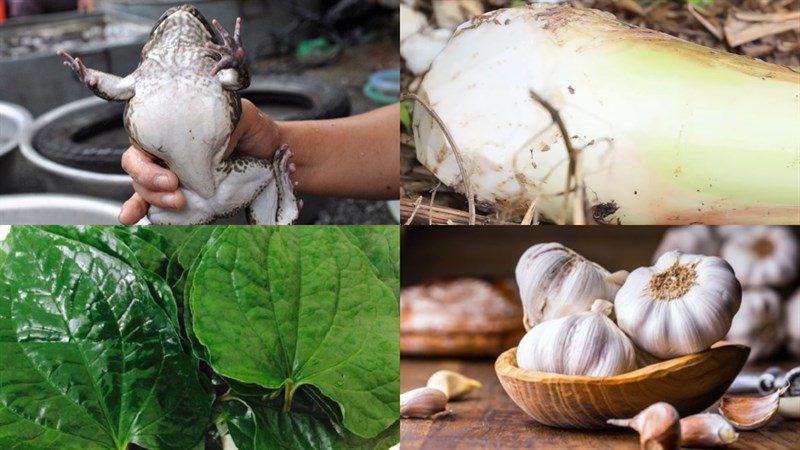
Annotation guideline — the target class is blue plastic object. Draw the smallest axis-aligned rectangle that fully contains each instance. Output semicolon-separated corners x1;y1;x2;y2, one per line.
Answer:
363;68;400;104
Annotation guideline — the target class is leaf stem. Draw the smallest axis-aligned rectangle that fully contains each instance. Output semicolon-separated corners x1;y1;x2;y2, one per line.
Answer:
283;379;296;412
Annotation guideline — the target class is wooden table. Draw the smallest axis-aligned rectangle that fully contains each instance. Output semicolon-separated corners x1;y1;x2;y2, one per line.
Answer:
401;358;800;449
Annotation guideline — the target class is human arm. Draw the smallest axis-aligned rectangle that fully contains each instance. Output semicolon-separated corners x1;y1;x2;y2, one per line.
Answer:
118;99;400;224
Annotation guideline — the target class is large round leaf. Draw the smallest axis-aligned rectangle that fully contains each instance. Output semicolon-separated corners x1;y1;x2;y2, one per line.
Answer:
190;227;399;439
0;227;212;449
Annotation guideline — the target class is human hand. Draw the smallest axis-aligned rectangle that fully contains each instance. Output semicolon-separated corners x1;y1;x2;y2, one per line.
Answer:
118;99;282;224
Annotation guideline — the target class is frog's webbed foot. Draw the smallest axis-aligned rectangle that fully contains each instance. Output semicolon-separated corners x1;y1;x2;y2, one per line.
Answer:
247;145;301;225
207;18;250;90
57;50;135;101
147;150;299;225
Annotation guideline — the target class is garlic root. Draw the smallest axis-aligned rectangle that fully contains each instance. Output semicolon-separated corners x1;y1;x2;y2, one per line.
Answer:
608;402;681;450
400;387;448;419
719;385;788;430
680;413;738;447
426;370;481;400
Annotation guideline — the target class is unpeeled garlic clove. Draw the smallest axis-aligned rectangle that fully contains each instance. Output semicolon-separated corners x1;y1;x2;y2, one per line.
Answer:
778;396;800;420
719;385;788;430
608;402;681;450
400;387;448;419
605;270;630;287
680;413;738;447
426;370;481;400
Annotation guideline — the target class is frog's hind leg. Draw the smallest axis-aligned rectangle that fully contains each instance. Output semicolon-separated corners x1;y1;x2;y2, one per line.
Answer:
246;145;300;225
147;155;272;225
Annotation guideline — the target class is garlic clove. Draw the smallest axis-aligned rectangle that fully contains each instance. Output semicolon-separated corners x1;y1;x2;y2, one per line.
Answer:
605;270;630;286
608;402;681;450
426;370;481;400
680;413;738;447
400;387;448;419
719;385;788;430
778;396;800;420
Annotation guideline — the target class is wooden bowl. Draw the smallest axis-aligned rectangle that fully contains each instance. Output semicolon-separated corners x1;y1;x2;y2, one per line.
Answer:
495;342;749;429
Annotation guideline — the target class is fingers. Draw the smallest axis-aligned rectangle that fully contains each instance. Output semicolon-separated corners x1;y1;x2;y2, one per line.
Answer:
132;181;185;210
234;17;241;43
205;42;225;53
121;146;179;192
118;193;148;225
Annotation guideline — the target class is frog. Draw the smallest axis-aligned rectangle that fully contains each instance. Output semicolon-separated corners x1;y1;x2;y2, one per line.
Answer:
57;4;299;224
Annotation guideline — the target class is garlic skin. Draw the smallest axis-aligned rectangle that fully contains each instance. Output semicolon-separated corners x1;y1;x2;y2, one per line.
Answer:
608;402;681;450
720;226;798;287
400;387;448;419
719;386;788;430
726;287;784;362
426;370;481;400
653;226;720;262
787;289;800;358
517;299;635;377
680;413;738;447
516;243;619;330
615;251;741;359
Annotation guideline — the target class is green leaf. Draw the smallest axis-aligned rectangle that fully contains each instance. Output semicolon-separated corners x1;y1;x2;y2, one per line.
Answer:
223;394;399;450
400;103;411;134
147;226;194;248
191;227;399;439
340;226;400;300
34;226;180;333
110;227;172;277
170;227;227;360
0;227;213;449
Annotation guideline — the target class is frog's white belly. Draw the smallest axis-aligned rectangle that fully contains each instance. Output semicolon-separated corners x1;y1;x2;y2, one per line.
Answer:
126;75;233;198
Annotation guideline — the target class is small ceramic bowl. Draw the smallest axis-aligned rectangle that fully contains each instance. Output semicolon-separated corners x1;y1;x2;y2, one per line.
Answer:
495;341;749;429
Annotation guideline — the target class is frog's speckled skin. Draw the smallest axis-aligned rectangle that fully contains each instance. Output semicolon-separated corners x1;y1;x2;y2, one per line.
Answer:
57;4;298;225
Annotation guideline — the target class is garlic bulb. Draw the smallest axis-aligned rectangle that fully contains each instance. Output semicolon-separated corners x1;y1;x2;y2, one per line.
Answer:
726;288;783;362
515;243;620;330
517;299;636;377
615;251;741;359
720;226;798;287
653;226;720;262
787;288;800;358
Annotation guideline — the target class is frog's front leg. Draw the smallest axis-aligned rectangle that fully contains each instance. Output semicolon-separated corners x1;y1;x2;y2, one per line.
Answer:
206;17;250;91
57;50;135;101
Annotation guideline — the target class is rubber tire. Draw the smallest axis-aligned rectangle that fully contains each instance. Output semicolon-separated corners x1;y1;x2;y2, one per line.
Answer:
33;75;351;174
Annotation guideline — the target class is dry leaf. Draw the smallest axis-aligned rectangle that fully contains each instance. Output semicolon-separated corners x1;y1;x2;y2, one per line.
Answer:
688;4;724;41
724;12;800;47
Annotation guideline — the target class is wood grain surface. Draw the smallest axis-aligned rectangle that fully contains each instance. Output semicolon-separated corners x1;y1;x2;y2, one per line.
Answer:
400;358;800;449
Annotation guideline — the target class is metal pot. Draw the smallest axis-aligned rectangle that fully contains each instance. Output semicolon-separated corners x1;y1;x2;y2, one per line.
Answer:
19;97;135;201
0;11;151;116
0;102;35;194
0;194;125;224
